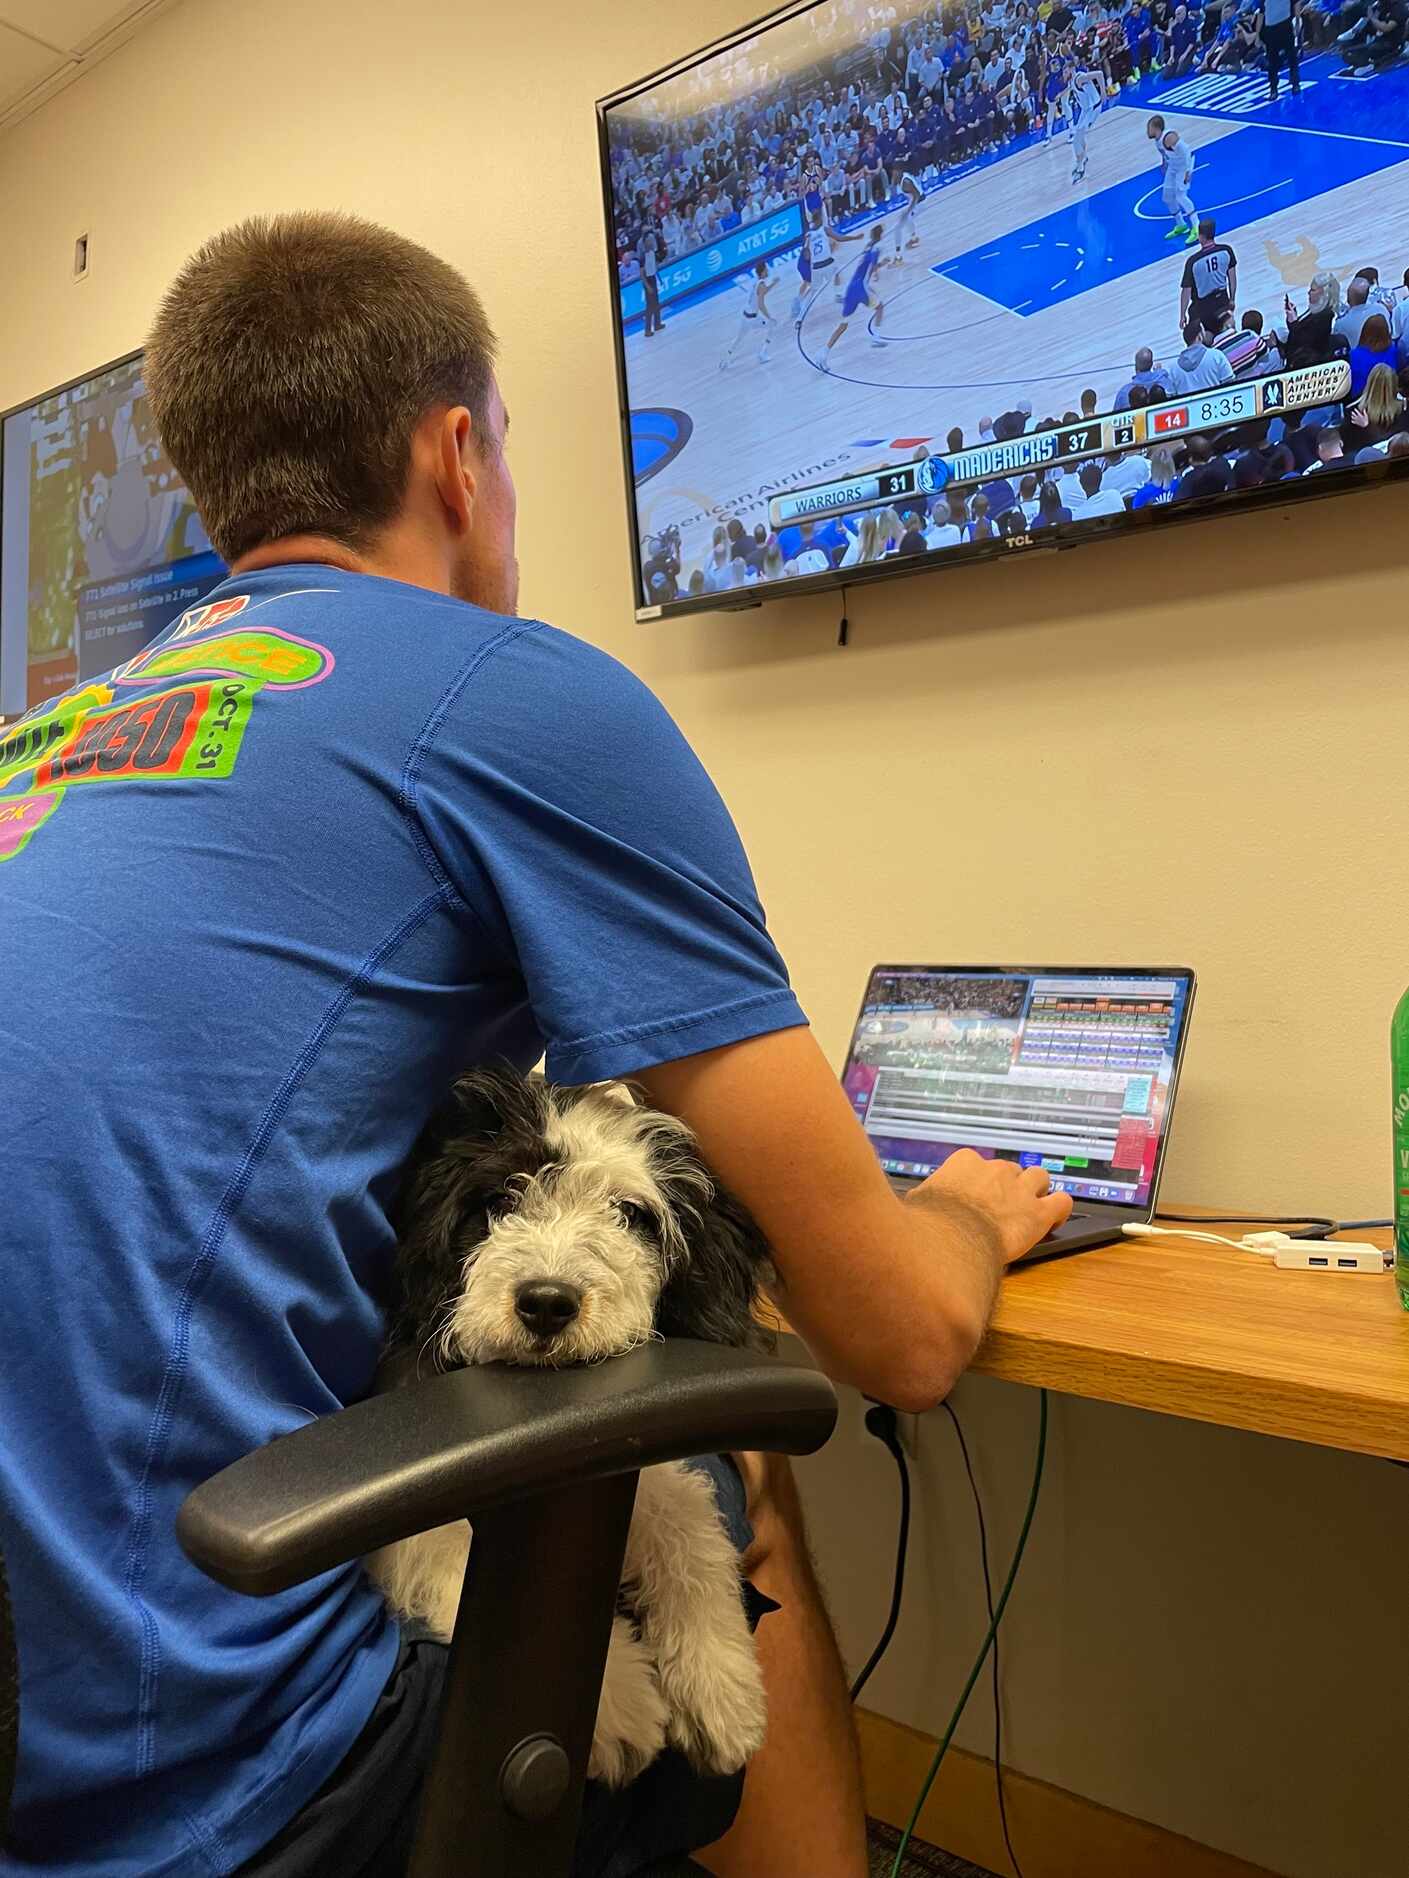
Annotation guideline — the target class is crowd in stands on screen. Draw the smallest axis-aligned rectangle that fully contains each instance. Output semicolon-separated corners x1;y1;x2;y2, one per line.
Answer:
642;246;1409;598
609;0;1409;296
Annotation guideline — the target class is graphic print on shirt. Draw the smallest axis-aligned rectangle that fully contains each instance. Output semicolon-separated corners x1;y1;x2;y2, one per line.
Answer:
0;591;333;863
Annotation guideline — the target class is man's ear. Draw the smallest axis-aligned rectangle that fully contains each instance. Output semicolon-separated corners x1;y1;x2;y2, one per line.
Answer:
432;406;476;533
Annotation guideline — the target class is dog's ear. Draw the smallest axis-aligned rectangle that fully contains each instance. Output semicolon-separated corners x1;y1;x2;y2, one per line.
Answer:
440;1062;547;1148
384;1062;538;1360
384;1160;491;1363
655;1177;776;1353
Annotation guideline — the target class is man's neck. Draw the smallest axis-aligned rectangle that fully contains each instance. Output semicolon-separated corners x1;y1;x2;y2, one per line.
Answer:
230;529;451;599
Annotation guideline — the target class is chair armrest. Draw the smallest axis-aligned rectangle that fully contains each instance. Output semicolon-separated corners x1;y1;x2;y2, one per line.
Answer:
178;1342;836;1596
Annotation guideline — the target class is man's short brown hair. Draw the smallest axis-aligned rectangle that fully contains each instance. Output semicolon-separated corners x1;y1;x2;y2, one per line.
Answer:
145;211;497;564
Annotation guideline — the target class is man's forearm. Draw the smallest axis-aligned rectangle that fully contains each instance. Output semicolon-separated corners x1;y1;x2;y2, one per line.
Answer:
769;1191;1004;1413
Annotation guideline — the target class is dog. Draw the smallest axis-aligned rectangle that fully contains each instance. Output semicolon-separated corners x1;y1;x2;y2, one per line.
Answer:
368;1064;775;1787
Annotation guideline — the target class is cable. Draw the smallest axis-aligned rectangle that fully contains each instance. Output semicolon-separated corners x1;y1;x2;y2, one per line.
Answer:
942;1401;1024;1878
1157;1211;1336;1238
851;1403;911;1702
889;1390;1049;1878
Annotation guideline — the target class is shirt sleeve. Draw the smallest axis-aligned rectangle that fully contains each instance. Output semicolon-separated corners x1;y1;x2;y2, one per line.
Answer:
409;622;809;1085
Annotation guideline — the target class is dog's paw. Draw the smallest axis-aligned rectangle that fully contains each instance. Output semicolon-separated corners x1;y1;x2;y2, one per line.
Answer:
659;1627;768;1776
590;1616;669;1789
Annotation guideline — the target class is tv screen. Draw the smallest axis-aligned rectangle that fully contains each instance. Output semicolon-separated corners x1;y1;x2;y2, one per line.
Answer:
598;0;1409;617
1;352;224;719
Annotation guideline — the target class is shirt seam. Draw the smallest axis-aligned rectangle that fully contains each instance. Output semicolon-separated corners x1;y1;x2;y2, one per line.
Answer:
398;619;548;957
118;884;453;1864
556;985;803;1058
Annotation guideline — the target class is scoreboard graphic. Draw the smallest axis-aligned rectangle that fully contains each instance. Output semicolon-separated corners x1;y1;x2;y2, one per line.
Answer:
769;361;1351;529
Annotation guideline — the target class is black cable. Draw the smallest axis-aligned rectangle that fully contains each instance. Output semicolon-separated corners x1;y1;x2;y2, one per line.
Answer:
943;1400;1024;1878
1158;1213;1393;1239
890;1391;1049;1877
851;1403;911;1702
838;584;851;648
1157;1211;1336;1239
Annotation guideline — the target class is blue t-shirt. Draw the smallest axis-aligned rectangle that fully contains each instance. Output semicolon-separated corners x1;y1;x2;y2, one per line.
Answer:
0;565;806;1874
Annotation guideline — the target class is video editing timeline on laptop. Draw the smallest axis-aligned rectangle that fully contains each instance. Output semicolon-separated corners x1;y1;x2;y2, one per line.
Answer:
841;968;1192;1208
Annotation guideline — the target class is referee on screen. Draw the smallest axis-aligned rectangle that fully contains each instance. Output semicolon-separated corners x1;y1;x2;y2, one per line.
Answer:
1179;218;1238;338
1262;0;1302;97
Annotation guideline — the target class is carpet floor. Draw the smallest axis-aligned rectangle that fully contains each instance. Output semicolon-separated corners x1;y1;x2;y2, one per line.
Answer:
866;1818;1002;1877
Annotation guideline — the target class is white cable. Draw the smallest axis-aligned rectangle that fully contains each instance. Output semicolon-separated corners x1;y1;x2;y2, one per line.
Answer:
1121;1222;1273;1254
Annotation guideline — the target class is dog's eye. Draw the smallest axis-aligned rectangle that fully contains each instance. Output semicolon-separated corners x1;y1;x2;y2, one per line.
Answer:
617;1201;649;1232
487;1189;518;1219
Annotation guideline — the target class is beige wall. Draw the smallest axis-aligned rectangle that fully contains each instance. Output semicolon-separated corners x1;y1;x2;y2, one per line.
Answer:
4;1;1408;1871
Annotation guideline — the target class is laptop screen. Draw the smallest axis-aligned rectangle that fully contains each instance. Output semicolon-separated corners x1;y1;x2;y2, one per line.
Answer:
841;966;1194;1209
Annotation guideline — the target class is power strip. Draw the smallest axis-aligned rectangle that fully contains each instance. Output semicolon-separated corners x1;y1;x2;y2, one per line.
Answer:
1122;1222;1392;1272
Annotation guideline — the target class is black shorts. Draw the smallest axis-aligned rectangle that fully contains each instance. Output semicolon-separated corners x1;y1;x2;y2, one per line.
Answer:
239;1457;774;1878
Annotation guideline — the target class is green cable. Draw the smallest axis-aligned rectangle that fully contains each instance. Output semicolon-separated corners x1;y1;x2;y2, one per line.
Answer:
889;1388;1049;1878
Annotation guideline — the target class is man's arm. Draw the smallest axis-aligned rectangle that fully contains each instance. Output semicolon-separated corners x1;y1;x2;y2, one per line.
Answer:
1227;256;1237;307
634;1026;1071;1413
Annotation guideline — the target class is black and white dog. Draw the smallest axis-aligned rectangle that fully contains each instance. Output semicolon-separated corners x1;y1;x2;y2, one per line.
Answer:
369;1066;775;1787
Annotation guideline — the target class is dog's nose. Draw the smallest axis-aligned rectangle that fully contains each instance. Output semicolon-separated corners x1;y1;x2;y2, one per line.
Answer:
514;1280;583;1340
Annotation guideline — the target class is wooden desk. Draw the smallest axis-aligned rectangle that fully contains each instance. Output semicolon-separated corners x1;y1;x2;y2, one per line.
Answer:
968;1215;1409;1461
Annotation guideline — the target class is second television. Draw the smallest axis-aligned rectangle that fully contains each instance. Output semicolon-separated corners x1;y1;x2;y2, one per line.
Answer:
598;0;1409;616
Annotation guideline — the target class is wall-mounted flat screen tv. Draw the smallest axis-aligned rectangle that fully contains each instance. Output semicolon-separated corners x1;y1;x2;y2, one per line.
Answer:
1;351;224;719
598;0;1409;617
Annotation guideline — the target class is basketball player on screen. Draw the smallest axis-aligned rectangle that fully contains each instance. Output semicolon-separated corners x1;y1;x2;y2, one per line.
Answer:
790;212;867;328
1147;114;1199;244
891;171;924;257
820;224;889;373
1066;67;1104;186
720;259;777;370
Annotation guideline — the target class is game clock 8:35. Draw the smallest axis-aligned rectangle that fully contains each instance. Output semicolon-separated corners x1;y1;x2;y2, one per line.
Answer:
1193;387;1256;427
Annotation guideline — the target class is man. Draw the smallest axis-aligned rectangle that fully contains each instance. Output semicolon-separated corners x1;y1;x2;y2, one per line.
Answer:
1351;0;1407;66
792;520;832;574
0;213;1068;1875
1305;422;1350;469
1114;347;1163;407
1200;0;1241;66
1180;217;1238;336
1261;0;1303;94
822;223;890;371
1124;0;1156;71
640;224;663;337
1147;115;1199;243
1170;317;1237;391
1071;459;1127;514
1334;274;1375;349
1239;306;1283;372
1167;2;1201;69
1066;64;1104;182
1207;307;1267;373
720;259;777;370
993;396;1034;439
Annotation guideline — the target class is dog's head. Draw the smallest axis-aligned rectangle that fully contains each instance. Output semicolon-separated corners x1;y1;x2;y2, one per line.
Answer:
387;1065;774;1369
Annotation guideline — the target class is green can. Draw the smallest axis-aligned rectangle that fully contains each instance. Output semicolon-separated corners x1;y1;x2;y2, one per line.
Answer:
1393;986;1409;1309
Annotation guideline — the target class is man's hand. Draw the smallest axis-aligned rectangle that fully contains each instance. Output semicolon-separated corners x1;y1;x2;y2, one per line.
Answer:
633;1028;1062;1413
908;1146;1073;1264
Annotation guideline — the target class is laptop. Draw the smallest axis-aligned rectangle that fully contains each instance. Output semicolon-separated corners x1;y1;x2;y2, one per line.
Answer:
840;964;1196;1260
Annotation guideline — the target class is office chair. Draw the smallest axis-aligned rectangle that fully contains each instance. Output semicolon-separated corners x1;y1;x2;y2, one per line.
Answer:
174;1339;837;1877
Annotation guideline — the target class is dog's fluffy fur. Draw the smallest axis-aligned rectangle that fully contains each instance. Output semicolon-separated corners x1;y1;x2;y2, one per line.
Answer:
368;1066;775;1786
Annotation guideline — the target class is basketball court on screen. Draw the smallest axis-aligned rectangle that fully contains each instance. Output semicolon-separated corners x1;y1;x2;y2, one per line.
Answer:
622;54;1409;566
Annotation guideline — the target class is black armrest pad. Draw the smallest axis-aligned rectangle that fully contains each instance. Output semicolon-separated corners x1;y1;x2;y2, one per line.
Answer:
178;1342;836;1596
